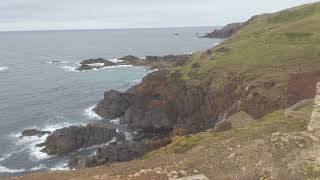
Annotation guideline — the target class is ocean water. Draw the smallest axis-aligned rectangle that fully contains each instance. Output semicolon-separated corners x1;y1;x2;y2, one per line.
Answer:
0;27;222;178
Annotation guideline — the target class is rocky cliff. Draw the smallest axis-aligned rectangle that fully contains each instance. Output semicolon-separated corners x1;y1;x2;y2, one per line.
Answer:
96;2;320;134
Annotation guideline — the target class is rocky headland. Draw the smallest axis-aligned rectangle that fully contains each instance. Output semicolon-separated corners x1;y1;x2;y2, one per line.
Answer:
10;2;320;180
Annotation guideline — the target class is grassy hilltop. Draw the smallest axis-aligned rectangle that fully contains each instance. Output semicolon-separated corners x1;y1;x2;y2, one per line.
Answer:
175;2;320;83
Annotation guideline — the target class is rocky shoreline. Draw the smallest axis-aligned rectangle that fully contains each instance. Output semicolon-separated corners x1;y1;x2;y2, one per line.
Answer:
21;9;320;171
76;54;191;71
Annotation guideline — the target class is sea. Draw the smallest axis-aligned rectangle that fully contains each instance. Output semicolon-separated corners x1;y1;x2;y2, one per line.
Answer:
0;27;223;178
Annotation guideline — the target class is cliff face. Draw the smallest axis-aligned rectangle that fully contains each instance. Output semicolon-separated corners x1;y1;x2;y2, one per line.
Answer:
97;70;319;133
96;2;320;134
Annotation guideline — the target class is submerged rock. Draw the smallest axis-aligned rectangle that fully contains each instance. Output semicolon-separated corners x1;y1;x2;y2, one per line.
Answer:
21;129;51;137
40;124;125;155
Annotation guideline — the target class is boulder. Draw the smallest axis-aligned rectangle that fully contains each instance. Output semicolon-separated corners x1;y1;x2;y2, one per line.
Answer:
95;90;132;119
21;129;51;137
214;120;232;132
85;141;147;167
225;111;256;128
40;124;125;155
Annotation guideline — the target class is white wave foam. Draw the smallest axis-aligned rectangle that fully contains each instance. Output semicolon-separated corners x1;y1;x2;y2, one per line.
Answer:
84;106;102;120
8;122;73;161
109;59;123;63
41;122;72;132
87;63;105;67
0;165;25;173
110;118;120;125
30;164;47;171
101;65;133;69
0;153;12;162
50;161;68;171
0;67;8;71
45;61;69;64
61;65;77;72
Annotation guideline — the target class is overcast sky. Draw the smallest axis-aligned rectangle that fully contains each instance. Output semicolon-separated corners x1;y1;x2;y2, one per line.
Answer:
0;0;318;31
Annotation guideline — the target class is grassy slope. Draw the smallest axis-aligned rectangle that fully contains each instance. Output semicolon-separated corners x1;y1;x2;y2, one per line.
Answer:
174;2;320;86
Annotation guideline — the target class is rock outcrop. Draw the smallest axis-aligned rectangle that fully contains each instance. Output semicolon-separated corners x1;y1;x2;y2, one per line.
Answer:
95;90;132;119
201;22;245;38
40;125;125;155
76;54;191;71
76;58;116;71
85;141;147;167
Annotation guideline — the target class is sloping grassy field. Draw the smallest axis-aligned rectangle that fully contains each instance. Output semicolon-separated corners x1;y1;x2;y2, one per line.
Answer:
175;2;320;83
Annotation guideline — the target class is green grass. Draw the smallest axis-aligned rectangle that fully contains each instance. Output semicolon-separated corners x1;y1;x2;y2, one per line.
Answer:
145;111;307;158
297;103;314;113
172;2;320;85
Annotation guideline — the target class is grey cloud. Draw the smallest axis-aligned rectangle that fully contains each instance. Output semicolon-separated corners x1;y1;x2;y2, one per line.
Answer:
0;0;318;31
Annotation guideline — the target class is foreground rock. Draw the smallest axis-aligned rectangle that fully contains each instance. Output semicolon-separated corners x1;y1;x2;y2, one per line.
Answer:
21;129;51;137
85;141;147;167
40;124;125;155
201;22;245;38
70;136;171;168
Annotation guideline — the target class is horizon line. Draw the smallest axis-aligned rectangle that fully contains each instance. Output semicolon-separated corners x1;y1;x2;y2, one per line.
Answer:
0;25;220;33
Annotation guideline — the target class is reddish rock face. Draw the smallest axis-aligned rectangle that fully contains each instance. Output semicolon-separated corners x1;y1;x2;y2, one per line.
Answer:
96;68;320;134
288;71;320;99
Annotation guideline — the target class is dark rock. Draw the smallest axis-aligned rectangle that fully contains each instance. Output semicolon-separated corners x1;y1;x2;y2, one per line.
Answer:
201;22;245;38
79;58;105;65
173;33;180;36
95;90;132;119
214;120;232;132
40;124;125;155
51;61;61;64
76;58;116;71
132;129;145;141
85;141;147;167
145;56;159;61
118;55;141;61
21;129;51;137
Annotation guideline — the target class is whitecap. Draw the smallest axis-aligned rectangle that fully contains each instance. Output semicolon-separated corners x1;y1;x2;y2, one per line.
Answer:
0;67;8;71
0;165;25;173
84;106;102;120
